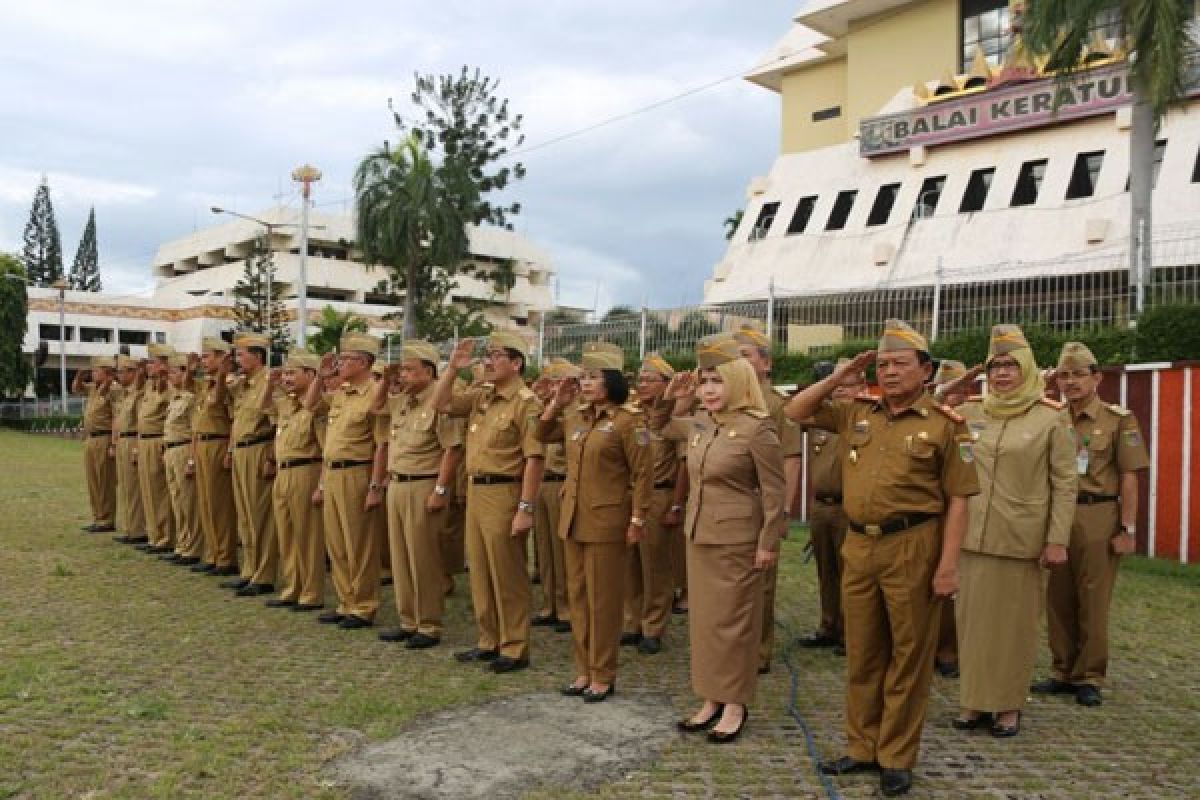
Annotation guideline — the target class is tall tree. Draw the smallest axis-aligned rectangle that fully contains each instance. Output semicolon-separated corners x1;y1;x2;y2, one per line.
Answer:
21;178;63;288
231;238;291;362
1024;0;1195;317
69;207;102;291
306;305;367;355
0;254;32;398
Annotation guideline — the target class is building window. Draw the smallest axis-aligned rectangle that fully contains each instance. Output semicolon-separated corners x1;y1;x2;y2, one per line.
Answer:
1011;159;1048;207
912;176;947;220
79;327;112;343
1125;140;1168;191
118;330;150;345
155;332;167;344
825;190;858;231
749;202;780;241
787;196;818;234
1066;151;1105;199
39;324;74;341
1192;146;1200;182
812;106;842;122
866;184;901;226
960;167;995;212
961;0;1010;71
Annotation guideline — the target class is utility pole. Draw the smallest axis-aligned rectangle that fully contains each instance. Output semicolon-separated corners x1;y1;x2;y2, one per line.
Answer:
291;164;322;347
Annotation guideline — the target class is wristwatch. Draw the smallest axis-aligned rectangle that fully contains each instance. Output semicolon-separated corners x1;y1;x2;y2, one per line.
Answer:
434;485;448;497
369;482;384;493
517;500;536;514
669;504;683;514
630;516;646;528
1120;524;1136;536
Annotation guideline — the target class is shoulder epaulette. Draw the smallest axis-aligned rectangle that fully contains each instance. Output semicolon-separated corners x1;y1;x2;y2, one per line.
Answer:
517;386;535;400
933;403;965;424
771;386;788;399
1106;403;1131;417
853;393;877;404
744;408;769;419
966;395;983;403
1039;396;1065;410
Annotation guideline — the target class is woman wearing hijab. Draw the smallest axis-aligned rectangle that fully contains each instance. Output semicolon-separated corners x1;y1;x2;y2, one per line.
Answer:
660;333;786;743
954;324;1076;737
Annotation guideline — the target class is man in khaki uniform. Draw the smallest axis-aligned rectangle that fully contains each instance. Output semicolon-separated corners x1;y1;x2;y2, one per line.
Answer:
734;325;803;674
73;356;118;533
1033;342;1149;707
787;320;979;798
266;350;327;611
620;353;677;655
797;358;865;654
191;337;239;577
532;358;576;633
373;340;464;647
161;354;202;565
136;344;177;555
308;333;385;629
216;332;278;596
435;332;545;673
112;355;147;545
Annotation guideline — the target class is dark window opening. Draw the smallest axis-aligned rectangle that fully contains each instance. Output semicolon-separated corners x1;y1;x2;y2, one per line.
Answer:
79;327;112;343
1126;139;1168;190
117;330;150;346
787;196;818;234
1011;159;1048;207
749;202;780;241
960;167;995;212
912;176;947;220
960;0;1010;71
40;324;73;341
1192;146;1200;183
1066;151;1105;199
867;184;901;226
812;106;842;122
825;190;858;231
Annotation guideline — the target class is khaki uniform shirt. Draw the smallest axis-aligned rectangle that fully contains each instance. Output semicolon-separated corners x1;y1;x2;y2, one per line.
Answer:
113;385;141;437
83;383;117;434
384;385;464;475
636;397;682;486
446;380;544;477
536;402;653;542
195;377;233;436
762;380;803;458
272;393;324;462
323;381;378;462
163;390;196;443
1070;395;1150;494
136;383;172;436
229;369;274;443
959;398;1077;558
806;427;843;497
812;393;980;525
543;442;567;476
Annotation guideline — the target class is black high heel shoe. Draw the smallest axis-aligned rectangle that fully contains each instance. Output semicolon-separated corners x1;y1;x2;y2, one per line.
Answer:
582;683;615;703
677;704;724;733
707;710;748;744
561;681;588;697
951;712;993;730
990;711;1021;738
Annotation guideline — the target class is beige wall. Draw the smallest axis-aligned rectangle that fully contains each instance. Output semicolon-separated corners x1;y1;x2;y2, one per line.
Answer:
781;58;849;153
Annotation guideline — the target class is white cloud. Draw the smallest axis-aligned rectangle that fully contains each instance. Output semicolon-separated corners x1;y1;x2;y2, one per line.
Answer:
0;166;157;206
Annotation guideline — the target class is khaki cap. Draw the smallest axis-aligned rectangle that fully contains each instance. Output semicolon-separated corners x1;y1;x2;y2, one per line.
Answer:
733;324;770;349
284;349;319;370
1058;341;1098;371
201;336;232;353
402;340;440;365
581;341;624;371
878;319;929;354
488;331;529;359
541;357;581;380
147;343;175;359
988;324;1030;359
116;355;139;370
89;355;116;370
640;352;674;379
933;359;967;385
696;333;741;369
167;354;189;369
340;332;380;356
233;332;270;350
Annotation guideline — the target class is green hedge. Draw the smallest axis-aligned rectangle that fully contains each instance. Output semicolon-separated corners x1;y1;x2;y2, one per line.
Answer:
1;415;83;433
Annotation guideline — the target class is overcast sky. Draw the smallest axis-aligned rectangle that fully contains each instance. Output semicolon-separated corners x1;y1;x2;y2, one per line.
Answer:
0;1;796;311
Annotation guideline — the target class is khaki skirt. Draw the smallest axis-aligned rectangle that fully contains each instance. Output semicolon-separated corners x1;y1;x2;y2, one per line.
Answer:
687;539;763;705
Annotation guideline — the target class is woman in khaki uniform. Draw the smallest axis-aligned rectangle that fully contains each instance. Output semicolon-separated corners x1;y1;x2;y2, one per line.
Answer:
954;325;1075;737
661;334;786;742
536;342;652;701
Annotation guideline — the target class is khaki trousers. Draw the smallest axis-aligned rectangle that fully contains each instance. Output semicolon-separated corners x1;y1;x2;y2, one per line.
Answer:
272;462;324;605
1047;502;1121;687
534;481;568;620
84;435;116;526
465;482;530;660
163;445;201;558
810;502;846;641
841;520;942;770
386;478;447;636
195;439;236;568
622;488;674;638
232;443;277;585
565;537;626;684
137;438;175;548
759;563;780;670
670;517;687;597
441;497;466;595
116;437;145;536
323;464;381;620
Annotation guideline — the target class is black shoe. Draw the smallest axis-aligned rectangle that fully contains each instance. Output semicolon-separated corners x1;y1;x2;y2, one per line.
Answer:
951;712;993;731
678;704;724;733
159;553;183;563
338;615;372;630
757;665;771;675
819;756;880;776
880;768;913;797
191;562;216;573
532;613;557;627
317;612;345;625
454;647;498;663
619;632;643;647
531;572;541;585
219;578;250;590
210;565;239;577
707;710;748;744
265;598;296;608
146;545;173;554
489;656;529;674
176;557;201;566
87;524;116;533
1031;677;1076;695
405;633;440;649
671;604;688;615
797;632;840;648
935;660;960;679
114;535;148;544
134;543;154;552
637;636;662;655
990;711;1021;738
561;682;588;697
81;523;98;532
379;628;416;643
236;583;274;597
381;575;393;586
833;644;847;656
553;620;571;634
291;603;324;613
582;683;615;703
1076;685;1103;707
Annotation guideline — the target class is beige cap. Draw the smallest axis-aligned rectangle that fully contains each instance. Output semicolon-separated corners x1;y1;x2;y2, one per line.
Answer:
488;331;529;359
89;355;116;370
1058;341;1098;371
988;324;1030;359
541;358;581;380
878;319;929;354
640;352;674;379
116;355;139;370
201;336;232;353
167;354;189;369
696;333;741;369
733;324;770;349
340;332;380;356
402;340;440;365
233;332;270;350
284;349;319;370
933;359;967;385
147;343;175;359
581;341;624;371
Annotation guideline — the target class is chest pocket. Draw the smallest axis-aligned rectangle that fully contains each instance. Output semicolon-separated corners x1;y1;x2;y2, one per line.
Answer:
398;410;436;443
1087;430;1111;452
487;412;520;449
906;436;938;460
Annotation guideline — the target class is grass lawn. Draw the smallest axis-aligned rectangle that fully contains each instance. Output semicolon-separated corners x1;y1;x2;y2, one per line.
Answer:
1;429;1198;799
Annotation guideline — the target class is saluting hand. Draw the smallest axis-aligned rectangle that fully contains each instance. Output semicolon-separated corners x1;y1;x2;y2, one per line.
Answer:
448;338;476;371
664;371;696;401
940;364;984;399
317;352;338;379
551;377;579;410
267;368;283;387
837;349;877;382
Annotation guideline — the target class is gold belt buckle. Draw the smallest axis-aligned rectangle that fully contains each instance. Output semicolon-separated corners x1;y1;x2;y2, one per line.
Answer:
864;524;883;537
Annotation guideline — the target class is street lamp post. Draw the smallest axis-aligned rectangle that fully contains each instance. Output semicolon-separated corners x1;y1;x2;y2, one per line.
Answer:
52;278;68;413
291;165;322;348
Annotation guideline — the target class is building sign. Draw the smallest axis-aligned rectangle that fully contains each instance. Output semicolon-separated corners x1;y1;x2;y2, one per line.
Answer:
859;60;1198;157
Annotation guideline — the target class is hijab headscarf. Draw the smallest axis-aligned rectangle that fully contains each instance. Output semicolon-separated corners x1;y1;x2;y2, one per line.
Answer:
982;324;1044;419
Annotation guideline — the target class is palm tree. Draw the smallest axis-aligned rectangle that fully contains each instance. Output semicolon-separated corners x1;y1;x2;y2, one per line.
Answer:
307;305;367;355
723;209;744;241
353;133;475;337
1024;0;1195;316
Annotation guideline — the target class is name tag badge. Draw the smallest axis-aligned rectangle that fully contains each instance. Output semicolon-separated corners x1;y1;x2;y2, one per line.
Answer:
469;423;478;433
1076;448;1089;475
728;430;738;438
598;422;614;433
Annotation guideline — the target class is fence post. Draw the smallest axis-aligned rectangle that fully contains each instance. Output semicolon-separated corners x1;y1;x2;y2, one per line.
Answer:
766;276;775;346
639;306;648;360
931;257;943;342
538;314;546;368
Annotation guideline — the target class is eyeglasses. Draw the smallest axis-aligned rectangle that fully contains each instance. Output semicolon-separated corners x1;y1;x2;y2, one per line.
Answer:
482;350;510;361
987;360;1020;372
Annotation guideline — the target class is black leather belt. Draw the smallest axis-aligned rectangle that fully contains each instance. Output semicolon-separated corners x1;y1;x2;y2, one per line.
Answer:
165;440;190;450
118;432;138;438
815;492;844;505
1078;492;1119;505
327;459;373;470
195;433;229;442
88;430;112;437
235;432;275;449
543;473;566;483
280;456;322;470
138;433;164;440
471;474;521;485
654;480;676;490
848;512;937;537
390;472;438;482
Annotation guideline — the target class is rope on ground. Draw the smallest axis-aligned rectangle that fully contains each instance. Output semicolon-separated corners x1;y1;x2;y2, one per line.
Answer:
778;615;843;800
